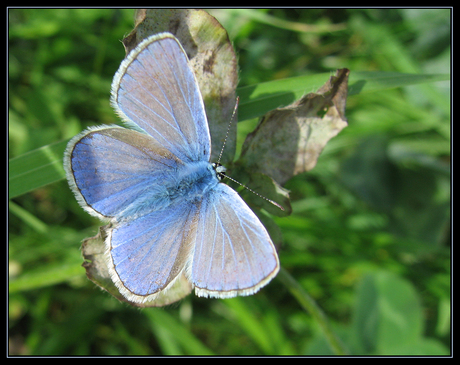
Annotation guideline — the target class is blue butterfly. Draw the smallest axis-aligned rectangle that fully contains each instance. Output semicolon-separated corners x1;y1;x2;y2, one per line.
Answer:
64;32;279;304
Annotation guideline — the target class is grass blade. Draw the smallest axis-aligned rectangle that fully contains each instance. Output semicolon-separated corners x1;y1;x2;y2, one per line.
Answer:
9;139;67;199
237;71;449;121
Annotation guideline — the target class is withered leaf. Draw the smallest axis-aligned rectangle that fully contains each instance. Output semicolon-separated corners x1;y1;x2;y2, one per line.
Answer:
81;225;193;307
240;68;350;186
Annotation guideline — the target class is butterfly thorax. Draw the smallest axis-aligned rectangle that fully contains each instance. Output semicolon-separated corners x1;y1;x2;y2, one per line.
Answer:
168;161;220;203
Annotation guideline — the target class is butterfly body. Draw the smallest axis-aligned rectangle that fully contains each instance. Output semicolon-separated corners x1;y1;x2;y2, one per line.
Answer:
171;160;219;204
64;32;279;304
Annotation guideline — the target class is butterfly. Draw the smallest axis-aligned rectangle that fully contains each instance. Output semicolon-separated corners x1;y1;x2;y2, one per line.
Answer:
64;32;279;304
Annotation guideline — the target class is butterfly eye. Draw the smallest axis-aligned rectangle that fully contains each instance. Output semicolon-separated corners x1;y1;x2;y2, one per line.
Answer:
212;162;227;181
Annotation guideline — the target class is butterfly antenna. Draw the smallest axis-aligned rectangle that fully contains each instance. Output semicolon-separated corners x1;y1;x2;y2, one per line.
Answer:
215;96;284;212
224;174;285;211
216;96;239;165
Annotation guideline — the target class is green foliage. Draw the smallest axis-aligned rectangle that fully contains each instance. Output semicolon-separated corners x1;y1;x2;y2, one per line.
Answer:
9;9;450;355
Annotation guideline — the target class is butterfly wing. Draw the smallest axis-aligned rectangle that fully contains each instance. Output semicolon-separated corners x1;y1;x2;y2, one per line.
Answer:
64;126;183;221
111;33;211;164
190;183;280;298
107;200;199;304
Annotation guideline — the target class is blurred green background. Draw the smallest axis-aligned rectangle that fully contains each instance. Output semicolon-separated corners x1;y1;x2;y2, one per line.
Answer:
8;8;450;355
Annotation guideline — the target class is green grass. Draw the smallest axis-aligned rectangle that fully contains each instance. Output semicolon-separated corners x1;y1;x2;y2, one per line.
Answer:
9;8;450;356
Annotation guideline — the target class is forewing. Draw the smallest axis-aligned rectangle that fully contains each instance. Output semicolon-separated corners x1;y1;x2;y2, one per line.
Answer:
111;33;211;163
107;200;199;304
64;126;182;220
190;184;280;298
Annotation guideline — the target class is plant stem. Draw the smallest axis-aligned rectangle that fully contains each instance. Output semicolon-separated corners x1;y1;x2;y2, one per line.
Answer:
277;267;349;355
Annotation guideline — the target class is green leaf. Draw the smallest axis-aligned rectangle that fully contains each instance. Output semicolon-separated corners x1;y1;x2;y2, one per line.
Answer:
9;139;67;199
353;271;427;355
348;71;450;96
237;71;449;122
237;72;334;121
340;135;450;244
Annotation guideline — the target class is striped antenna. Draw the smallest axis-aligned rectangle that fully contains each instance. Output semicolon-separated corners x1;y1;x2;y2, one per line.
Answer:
216;97;239;165
223;174;285;211
215;97;284;211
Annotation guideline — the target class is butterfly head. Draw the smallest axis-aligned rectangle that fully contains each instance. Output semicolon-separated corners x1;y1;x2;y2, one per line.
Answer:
212;162;227;181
